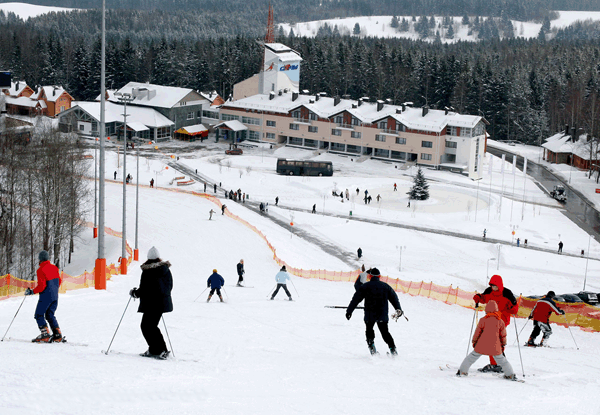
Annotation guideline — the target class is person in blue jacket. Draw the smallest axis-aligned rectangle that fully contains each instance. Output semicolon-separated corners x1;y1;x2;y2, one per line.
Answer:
271;265;293;301
207;269;225;302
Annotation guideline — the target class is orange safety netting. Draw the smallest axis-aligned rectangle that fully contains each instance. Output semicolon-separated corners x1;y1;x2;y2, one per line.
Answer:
0;223;133;300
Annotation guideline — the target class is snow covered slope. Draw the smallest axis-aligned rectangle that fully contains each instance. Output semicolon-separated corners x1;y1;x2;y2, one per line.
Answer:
0;2;78;20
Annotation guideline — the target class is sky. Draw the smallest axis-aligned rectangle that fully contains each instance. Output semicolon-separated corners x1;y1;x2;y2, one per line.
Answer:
1;137;599;414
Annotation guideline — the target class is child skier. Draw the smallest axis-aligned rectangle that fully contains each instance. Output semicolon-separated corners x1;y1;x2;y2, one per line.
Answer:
457;300;517;381
526;291;565;347
271;265;293;301
207;269;225;302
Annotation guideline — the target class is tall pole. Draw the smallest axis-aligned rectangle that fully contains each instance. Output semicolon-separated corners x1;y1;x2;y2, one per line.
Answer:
487;154;493;222
94;138;98;238
117;94;133;275
521;157;527;221
95;0;107;290
583;234;593;290
510;155;516;222
499;154;505;221
134;143;140;261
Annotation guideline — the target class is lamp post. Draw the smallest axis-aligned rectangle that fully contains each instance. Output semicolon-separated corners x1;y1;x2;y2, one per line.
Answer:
583;234;595;290
116;92;134;275
486;258;497;283
93;137;98;238
134;141;140;261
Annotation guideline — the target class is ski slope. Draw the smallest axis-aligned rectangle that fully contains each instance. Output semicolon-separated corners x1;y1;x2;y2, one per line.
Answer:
1;142;599;414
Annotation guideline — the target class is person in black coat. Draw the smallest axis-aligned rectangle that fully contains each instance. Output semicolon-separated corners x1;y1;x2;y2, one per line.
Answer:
236;259;245;286
357;247;362;259
130;246;173;359
346;268;403;356
207;269;225;302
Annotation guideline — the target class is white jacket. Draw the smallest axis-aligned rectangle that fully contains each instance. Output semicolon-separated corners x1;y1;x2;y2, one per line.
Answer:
275;271;291;284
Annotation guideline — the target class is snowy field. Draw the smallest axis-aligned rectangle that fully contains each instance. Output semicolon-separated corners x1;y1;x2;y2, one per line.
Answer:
279;11;600;42
0;2;78;19
1;140;599;414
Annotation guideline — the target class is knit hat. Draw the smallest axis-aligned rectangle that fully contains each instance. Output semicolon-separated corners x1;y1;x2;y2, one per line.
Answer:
147;246;160;260
281;265;286;271
38;250;49;263
546;290;556;298
213;269;217;273
369;268;380;277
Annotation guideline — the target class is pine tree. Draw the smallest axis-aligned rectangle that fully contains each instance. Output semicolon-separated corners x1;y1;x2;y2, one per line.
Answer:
353;23;361;36
408;168;429;200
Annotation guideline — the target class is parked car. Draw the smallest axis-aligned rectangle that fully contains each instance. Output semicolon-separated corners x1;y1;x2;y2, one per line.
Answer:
576;291;599;306
225;148;243;155
555;293;584;303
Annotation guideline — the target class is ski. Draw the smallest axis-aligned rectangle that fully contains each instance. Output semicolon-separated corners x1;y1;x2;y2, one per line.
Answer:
6;337;88;347
232;285;254;288
101;349;200;363
443;364;525;382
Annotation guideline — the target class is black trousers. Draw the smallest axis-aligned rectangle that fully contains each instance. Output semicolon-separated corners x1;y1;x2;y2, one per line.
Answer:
271;283;291;298
365;321;395;349
209;288;222;296
141;312;167;355
237;274;244;284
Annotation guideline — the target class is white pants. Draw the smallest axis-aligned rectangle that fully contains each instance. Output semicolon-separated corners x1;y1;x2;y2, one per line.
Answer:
459;351;514;376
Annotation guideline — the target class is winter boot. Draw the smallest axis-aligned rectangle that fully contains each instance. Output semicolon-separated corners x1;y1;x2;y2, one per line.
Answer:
288;296;293;301
389;347;398;356
491;365;504;373
207;295;212;303
367;341;377;355
456;370;468;377
504;374;518;381
526;337;536;347
32;326;51;343
50;327;63;343
478;364;494;372
219;295;224;302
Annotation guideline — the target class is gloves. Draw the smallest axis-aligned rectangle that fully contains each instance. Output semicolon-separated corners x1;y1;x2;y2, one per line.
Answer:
473;294;482;304
345;312;352;320
24;288;33;296
391;309;404;321
528;314;533;320
129;288;139;298
560;310;566;315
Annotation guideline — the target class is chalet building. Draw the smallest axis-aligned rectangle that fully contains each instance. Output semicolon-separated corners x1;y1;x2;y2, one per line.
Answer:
2;81;44;116
109;82;211;132
219;92;487;178
2;81;35;98
199;91;224;127
37;86;73;117
543;129;598;170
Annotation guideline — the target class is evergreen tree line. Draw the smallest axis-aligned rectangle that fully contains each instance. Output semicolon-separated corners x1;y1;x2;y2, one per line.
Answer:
0;127;89;279
2;19;600;144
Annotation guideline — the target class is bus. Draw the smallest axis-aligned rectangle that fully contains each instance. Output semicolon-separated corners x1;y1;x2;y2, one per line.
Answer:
276;159;333;176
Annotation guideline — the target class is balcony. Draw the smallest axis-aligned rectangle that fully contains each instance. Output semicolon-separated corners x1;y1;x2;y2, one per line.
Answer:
336;123;355;130
293;117;312;125
380;128;400;136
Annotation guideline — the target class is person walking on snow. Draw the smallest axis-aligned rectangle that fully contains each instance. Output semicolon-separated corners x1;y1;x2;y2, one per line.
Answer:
271;265;293;301
346;268;403;356
312;204;316;214
25;250;63;343
275;196;279;206
129;246;173;359
393;183;397;191
354;265;368;291
209;209;215;220
356;188;359;195
457;300;517;380
150;178;154;188
236;259;245;286
526;291;565;347
558;241;563;253
472;275;518;372
207;269;225;302
221;204;227;215
357;247;363;259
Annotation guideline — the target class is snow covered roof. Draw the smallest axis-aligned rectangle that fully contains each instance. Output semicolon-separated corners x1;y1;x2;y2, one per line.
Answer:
95;89;118;102
543;132;593;159
68;101;174;128
214;120;247;131
199;91;223;105
127;122;149;132
176;124;207;135
5;96;43;108
3;81;31;97
38;86;71;103
265;43;293;53
111;82;206;109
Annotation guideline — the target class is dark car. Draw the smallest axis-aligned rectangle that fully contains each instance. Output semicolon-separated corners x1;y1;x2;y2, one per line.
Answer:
555;293;584;303
576;291;599;306
225;148;243;155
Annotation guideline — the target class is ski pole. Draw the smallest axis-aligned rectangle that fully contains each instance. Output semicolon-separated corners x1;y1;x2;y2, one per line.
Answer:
562;313;579;350
513;316;525;377
105;296;132;355
194;287;208;302
162;316;175;358
266;284;276;298
222;288;229;300
466;303;478;357
324;306;364;309
512;318;530;346
1;295;27;342
289;279;300;298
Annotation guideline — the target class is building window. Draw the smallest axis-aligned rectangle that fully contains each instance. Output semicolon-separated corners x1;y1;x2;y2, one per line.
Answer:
60;106;65;113
248;130;260;140
291;110;301;119
375;135;386;142
473;122;485;136
92;122;98;132
351;131;361;139
221;113;239;121
242;116;261;126
290;123;299;130
446;141;457;148
331;129;342;136
447;126;458;136
334;116;343;124
203;110;219;119
351;117;361;126
197;110;202;118
266;120;276;127
309;112;318;121
308;126;318;133
395;137;406;145
266;132;275;139
461;127;472;137
157;126;171;139
378;121;387;129
187;112;194;120
396;123;406;132
422;141;433;148
421;153;432;161
79;124;84;131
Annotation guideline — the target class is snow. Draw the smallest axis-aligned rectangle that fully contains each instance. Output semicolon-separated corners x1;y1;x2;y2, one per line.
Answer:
279;11;600;43
1;138;599;414
0;2;78;20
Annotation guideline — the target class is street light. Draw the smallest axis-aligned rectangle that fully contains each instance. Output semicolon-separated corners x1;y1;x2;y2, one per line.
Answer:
93;137;98;238
486;257;497;283
134;141;140;261
116;92;134;275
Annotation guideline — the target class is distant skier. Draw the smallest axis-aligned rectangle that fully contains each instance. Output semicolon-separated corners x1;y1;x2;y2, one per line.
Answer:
270;265;293;301
275;196;279;206
356;188;359;195
483;229;487;239
357;247;362;259
354;265;368;291
526;291;565;347
236;259;245;287
472;275;518;372
114;171;117;180
516;238;520;247
558;241;563;253
129;246;173;359
456;300;517;380
214;183;217;193
204;182;207;192
394;183;397;191
207;269;225;302
312;204;316;214
25;250;63;343
376;194;381;202
345;189;349;200
150;178;154;188
221;204;227;215
209;209;215;220
346;268;403;355
407;200;410;208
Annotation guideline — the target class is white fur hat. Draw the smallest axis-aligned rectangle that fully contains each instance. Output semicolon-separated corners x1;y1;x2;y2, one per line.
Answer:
147;246;160;260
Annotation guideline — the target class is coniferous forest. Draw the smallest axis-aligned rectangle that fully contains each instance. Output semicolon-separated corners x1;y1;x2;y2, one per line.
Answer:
1;2;600;144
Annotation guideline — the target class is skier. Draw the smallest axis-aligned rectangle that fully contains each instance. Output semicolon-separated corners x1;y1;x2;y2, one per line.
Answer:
354;265;368;291
356;188;359;195
346;268;403;356
204;182;207;192
472;275;518;372
236;259;245;286
207;269;225;302
214;183;217;193
526;291;565;347
357;247;362;259
260;202;265;212
114;171;117;180
221;204;227;215
376;194;381;202
456;300;517;380
394;183;397;191
209;209;215;220
312;204;316;214
345;189;349;200
270;265;293;301
275;196;279;206
558;241;563;253
150;178;154;188
129;246;173;359
483;229;487;239
407;200;410;208
367;195;372;204
25;250;63;343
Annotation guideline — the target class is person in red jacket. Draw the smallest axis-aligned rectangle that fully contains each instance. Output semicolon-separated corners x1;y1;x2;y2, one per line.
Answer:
526;291;565;347
457;300;517;380
472;274;518;372
25;250;63;343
